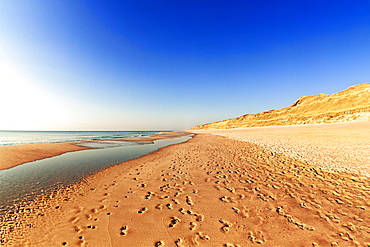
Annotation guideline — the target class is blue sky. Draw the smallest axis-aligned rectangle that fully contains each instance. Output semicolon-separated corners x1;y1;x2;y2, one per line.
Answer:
1;1;370;130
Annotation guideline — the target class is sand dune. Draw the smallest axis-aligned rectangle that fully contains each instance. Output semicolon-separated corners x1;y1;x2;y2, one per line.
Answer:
192;83;370;129
2;133;370;246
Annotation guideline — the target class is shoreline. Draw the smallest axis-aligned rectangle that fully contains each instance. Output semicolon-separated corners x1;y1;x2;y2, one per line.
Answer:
2;132;370;246
0;131;190;171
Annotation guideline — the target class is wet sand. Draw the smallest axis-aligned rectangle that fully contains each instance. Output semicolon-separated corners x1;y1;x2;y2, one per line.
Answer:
115;131;190;142
0;131;189;171
1;130;370;246
0;142;89;171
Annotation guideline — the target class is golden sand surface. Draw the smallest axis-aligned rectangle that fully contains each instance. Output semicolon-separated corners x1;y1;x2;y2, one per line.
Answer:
193;121;370;178
1;133;369;246
0;142;89;170
192;83;370;129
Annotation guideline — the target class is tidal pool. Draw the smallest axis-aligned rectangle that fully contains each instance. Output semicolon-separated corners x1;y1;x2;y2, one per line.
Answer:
0;135;192;213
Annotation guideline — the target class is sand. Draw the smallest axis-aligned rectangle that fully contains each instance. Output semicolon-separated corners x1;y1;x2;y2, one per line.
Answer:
0;142;89;171
192;83;370;129
1;129;370;246
0;131;189;171
192;121;370;178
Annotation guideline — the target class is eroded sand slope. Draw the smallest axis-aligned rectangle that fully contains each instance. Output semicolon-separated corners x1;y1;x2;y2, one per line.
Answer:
192;83;370;129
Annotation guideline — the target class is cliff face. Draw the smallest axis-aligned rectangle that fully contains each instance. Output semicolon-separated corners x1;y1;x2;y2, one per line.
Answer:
192;83;370;130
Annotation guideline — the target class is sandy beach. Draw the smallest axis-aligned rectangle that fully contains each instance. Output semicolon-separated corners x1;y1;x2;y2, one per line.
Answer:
1;125;370;246
3;1;370;246
192;121;370;178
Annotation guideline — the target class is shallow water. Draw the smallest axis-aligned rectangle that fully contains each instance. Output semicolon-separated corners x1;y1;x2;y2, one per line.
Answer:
0;130;164;146
0;135;192;213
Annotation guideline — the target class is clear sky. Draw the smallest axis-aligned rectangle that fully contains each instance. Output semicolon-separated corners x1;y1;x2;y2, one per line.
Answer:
1;1;370;130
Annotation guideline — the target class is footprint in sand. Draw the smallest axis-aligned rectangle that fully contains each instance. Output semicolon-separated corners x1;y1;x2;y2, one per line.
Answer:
354;215;363;222
155;241;164;246
257;193;268;202
74;226;82;233
186;209;194;215
186;196;194;206
248;230;265;244
190;222;197;230
278;208;315;231
219;218;232;233
232;207;249;218
169;216;181;228
172;199;180;204
77;239;86;246
195;214;204;222
339;232;355;241
146;192;154;199
232;207;241;214
175;238;184;247
224;244;241;247
138;207;148;214
120;225;128;235
197;232;210;241
225;187;235;193
220;195;237;203
342;222;356;231
174;192;181;197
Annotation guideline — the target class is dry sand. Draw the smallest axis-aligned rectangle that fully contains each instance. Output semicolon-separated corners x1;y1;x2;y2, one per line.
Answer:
193;121;370;178
1;130;370;246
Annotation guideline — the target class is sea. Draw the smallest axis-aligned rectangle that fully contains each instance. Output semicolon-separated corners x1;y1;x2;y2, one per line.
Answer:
0;130;165;146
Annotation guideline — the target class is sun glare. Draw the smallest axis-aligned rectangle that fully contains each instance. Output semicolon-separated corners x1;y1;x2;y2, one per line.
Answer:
0;60;66;130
